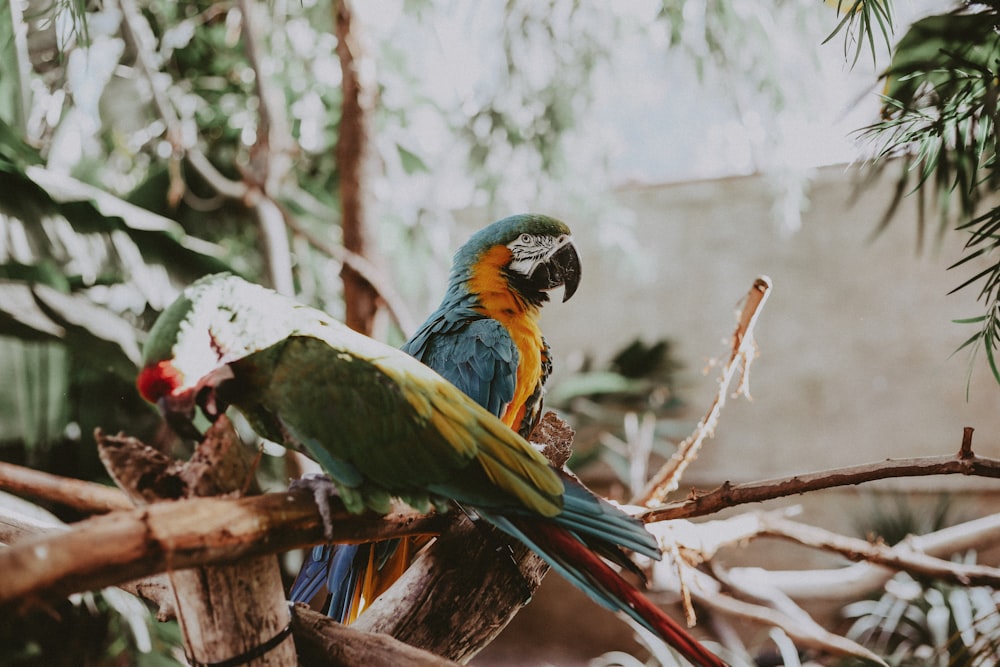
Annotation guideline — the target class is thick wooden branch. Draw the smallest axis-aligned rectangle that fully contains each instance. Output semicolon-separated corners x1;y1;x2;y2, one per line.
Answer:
97;418;297;666
353;514;549;663
0;461;132;514
291;604;460;667
0;481;446;609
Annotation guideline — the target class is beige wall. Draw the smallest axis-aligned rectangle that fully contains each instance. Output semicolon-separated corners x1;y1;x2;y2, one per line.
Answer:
539;165;1000;488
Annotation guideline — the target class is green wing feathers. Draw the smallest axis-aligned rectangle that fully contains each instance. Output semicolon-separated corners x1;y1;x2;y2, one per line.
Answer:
231;330;563;517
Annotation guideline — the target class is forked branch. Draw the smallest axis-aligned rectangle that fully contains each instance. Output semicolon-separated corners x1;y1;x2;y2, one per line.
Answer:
634;276;772;506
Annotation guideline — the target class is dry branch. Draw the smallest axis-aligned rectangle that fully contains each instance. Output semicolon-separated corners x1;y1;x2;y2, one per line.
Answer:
635;276;772;506
757;513;1000;587
728;512;1000;602
353;514;548;663
0;461;132;514
640;444;1000;523
291;604;460;667
689;569;889;666
0;482;445;609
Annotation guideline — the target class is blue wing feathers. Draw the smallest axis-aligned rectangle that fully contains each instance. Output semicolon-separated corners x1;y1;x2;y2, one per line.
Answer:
289;544;336;605
412;317;519;421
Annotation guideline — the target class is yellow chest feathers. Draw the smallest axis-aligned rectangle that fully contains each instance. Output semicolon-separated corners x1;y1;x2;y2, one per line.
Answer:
467;245;544;429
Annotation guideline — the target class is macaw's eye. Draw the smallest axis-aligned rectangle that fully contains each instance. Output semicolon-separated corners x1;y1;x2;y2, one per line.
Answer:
519;233;532;244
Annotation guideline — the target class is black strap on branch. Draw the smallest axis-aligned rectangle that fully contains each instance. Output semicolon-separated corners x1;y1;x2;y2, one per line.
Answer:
186;624;293;667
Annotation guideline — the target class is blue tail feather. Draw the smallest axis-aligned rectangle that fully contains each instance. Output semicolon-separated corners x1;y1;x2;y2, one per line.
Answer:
290;543;364;622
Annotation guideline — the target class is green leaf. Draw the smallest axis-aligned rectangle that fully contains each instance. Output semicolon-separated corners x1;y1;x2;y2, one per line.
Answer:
0;117;42;168
0;0;31;133
547;371;645;404
883;13;999;107
0;281;67;340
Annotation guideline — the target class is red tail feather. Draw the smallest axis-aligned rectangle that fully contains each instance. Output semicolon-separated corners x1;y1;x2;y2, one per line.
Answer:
526;522;727;667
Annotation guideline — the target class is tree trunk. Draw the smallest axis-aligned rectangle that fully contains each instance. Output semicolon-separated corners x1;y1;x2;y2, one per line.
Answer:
335;0;380;335
98;418;297;666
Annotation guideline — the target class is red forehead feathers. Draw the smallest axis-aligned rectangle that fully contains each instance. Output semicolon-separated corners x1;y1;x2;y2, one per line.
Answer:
136;360;184;403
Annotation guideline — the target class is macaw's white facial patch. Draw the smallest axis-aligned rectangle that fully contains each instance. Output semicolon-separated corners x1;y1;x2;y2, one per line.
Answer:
506;233;573;277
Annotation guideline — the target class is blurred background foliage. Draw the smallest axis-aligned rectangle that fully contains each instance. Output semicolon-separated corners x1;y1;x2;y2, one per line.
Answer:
0;0;998;664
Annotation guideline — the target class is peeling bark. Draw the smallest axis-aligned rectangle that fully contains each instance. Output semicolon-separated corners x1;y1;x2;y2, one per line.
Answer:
99;417;296;666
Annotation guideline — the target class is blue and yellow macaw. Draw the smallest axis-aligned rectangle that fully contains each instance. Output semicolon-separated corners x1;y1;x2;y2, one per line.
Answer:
291;214;577;622
135;217;725;667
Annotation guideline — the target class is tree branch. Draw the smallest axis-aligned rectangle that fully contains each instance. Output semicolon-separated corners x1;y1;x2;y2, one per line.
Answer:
99;418;297;666
291;604;460;667
725;511;1000;602
634;276;772;506
757;512;1000;587
237;0;296;295
640;439;1000;523
688;568;889;665
0;461;132;514
352;513;548;663
0;483;446;609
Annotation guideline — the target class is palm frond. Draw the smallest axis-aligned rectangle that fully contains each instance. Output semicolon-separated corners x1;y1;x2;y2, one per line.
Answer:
823;0;895;68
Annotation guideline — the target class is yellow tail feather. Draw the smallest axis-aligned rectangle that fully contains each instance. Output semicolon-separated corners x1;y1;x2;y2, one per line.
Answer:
344;536;432;624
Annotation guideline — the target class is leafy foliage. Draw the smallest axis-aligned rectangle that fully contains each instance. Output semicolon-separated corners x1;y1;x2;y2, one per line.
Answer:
0;588;185;667
0;124;230;464
855;5;1000;385
841;496;1000;667
823;0;894;67
842;570;1000;666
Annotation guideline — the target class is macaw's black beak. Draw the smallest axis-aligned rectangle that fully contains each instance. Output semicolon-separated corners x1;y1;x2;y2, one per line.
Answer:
157;392;204;442
546;241;581;302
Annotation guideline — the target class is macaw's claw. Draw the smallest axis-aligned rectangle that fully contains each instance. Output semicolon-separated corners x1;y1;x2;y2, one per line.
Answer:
291;473;341;541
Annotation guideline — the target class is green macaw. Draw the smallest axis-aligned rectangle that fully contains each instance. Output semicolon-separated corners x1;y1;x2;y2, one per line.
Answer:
290;214;578;623
136;232;724;667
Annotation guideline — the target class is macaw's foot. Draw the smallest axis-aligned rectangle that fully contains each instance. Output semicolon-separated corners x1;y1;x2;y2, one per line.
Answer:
291;473;341;540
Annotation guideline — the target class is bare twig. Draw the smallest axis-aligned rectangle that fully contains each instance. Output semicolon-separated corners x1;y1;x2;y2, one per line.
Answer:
120;574;177;621
639;543;888;665
237;0;293;196
634;276;772;506
640;444;1000;523
237;0;296;295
